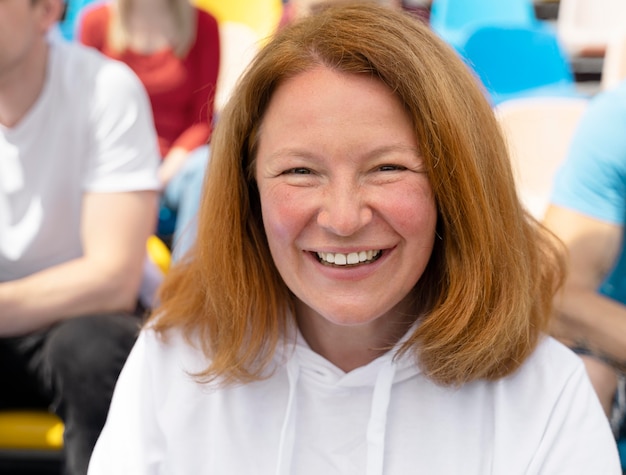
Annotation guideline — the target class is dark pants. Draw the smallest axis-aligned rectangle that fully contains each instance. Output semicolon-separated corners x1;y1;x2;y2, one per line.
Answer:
0;313;142;475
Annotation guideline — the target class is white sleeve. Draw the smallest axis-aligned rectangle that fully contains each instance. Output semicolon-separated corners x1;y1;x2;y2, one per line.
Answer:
527;361;622;474
87;330;165;474
85;59;160;193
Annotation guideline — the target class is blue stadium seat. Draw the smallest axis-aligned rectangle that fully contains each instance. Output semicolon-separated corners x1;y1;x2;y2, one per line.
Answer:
460;24;586;105
429;0;538;53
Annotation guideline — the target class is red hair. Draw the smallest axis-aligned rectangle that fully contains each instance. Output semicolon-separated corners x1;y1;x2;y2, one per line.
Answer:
151;2;565;386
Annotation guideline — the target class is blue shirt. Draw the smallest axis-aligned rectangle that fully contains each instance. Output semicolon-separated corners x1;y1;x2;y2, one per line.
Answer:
551;80;626;303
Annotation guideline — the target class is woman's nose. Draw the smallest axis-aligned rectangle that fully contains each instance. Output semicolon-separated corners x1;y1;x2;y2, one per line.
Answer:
316;183;373;236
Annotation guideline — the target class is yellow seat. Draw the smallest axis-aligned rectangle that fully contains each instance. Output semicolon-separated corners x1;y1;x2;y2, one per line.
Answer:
193;0;283;40
146;234;171;274
0;410;64;451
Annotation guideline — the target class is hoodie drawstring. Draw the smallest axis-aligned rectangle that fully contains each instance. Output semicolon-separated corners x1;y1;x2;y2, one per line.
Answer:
366;362;396;475
275;355;300;475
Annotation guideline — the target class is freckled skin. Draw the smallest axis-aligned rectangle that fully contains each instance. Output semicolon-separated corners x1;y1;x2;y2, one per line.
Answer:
255;66;437;341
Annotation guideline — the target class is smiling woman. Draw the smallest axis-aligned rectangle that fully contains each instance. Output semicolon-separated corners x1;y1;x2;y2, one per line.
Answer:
254;67;437;365
86;3;622;475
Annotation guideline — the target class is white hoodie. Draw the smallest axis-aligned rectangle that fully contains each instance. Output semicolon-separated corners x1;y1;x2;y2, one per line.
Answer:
88;327;621;474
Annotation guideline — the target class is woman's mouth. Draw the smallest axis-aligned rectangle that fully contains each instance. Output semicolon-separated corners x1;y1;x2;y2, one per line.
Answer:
315;250;382;267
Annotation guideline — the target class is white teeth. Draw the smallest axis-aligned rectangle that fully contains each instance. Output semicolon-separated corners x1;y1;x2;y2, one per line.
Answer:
317;250;381;266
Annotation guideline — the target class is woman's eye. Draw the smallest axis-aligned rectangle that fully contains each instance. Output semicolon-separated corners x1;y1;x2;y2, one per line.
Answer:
378;164;406;172
284;167;312;175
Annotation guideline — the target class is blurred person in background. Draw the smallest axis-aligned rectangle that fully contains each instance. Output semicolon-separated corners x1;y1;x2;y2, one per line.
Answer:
0;0;160;473
545;78;626;442
79;0;220;260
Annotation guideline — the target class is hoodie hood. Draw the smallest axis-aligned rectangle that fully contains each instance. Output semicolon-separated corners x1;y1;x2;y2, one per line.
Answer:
274;325;421;475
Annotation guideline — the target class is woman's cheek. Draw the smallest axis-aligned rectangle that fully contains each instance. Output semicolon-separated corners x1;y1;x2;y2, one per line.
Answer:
261;186;308;241
377;182;436;232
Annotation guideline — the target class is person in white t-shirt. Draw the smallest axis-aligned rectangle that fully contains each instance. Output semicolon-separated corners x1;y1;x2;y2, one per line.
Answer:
88;4;621;474
0;0;160;473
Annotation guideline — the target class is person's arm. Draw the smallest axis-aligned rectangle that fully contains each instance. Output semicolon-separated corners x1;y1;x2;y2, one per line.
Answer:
0;189;158;336
157;146;188;187
544;205;626;359
543;204;626;412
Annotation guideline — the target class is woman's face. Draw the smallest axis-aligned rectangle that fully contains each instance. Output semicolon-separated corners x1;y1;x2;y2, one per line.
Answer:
255;66;437;330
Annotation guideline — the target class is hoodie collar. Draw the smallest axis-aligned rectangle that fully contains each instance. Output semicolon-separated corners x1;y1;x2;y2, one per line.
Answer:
274;321;421;475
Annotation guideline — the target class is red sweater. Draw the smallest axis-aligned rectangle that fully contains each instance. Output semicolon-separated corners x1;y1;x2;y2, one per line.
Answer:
80;5;220;158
